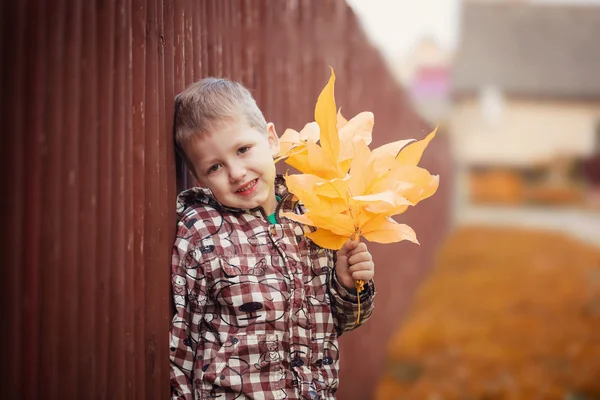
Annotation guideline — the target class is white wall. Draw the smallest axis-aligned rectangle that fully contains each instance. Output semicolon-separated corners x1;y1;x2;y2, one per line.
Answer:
450;97;600;167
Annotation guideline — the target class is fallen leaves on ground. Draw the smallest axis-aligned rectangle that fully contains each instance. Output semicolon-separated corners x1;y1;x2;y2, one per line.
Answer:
375;226;600;400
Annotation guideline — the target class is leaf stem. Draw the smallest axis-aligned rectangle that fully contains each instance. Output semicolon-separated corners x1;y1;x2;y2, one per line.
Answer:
350;231;364;325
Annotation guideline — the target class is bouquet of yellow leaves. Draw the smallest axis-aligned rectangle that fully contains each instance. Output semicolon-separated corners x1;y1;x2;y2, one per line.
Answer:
277;68;439;249
276;68;439;320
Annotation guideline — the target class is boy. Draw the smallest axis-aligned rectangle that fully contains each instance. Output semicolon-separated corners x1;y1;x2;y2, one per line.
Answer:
169;77;376;400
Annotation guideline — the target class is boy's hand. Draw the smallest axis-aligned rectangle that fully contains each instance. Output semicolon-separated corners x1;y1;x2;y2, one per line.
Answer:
335;240;374;292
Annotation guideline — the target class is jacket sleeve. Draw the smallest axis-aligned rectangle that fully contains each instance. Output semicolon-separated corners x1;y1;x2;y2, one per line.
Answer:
328;251;376;336
169;220;206;400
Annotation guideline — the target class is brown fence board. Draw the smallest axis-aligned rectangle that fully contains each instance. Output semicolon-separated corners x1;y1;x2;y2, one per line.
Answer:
131;1;148;399
79;1;99;396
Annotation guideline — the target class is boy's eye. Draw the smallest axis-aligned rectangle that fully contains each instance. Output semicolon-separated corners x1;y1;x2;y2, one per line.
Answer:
238;146;250;154
207;164;220;174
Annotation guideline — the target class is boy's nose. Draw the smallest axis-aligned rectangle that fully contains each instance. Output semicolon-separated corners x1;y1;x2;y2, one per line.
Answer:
228;163;247;182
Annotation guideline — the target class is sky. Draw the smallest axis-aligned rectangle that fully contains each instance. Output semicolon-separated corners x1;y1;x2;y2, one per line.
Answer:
345;0;460;59
345;0;600;60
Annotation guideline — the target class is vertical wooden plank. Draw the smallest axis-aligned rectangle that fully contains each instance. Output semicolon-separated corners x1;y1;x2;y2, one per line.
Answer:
108;0;128;396
173;0;184;90
181;0;193;221
289;0;303;130
58;1;83;398
259;0;270;115
36;0;66;398
144;0;162;397
79;0;99;396
123;0;137;396
20;0;45;398
221;0;231;78
162;0;178;268
230;0;242;82
162;0;176;272
240;0;254;87
298;0;310;124
200;0;209;80
183;0;193;85
192;0;201;80
96;0;116;397
205;0;216;76
131;0;147;398
232;0;241;79
213;0;222;76
153;1;171;398
0;1;26;398
174;0;187;192
216;0;224;78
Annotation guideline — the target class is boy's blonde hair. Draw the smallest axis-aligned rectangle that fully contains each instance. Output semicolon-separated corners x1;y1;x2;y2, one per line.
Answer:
174;78;267;157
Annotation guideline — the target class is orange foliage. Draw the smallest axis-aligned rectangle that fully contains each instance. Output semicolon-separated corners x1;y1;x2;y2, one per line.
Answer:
469;169;586;206
527;184;584;206
375;227;600;400
469;170;524;205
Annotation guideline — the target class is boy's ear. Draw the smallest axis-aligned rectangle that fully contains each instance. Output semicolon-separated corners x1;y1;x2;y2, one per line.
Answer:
266;122;280;156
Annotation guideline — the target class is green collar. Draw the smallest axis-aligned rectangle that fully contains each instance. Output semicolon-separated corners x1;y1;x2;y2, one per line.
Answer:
267;195;282;224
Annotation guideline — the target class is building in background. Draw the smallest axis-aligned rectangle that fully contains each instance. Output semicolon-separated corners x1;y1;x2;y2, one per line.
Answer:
450;1;600;210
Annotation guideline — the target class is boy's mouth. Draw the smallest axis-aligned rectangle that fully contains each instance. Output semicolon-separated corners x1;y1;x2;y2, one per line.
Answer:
235;178;258;194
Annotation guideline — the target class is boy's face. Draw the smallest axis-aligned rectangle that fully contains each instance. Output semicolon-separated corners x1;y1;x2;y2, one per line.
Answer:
185;117;281;214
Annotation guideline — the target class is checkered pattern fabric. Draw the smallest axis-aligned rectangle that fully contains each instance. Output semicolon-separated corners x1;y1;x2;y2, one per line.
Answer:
169;176;376;400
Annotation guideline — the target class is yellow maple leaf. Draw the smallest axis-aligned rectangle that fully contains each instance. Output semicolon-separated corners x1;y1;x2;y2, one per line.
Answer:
305;229;349;251
337;109;374;171
371;127;437;174
315;67;341;164
275;122;320;163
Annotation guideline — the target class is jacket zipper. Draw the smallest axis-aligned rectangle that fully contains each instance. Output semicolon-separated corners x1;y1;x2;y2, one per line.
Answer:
273;192;291;224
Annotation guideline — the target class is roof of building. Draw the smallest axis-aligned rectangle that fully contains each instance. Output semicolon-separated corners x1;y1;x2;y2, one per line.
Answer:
453;2;600;98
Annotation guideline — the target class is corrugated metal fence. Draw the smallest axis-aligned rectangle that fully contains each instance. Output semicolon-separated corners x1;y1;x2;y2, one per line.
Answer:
0;1;451;399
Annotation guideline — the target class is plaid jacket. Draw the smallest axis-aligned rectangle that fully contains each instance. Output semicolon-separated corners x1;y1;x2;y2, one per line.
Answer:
169;175;376;400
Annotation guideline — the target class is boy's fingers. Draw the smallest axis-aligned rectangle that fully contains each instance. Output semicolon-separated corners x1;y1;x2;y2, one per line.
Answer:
348;260;374;273
351;270;374;281
337;242;350;256
348;240;359;249
340;240;358;255
347;242;368;256
348;251;372;265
